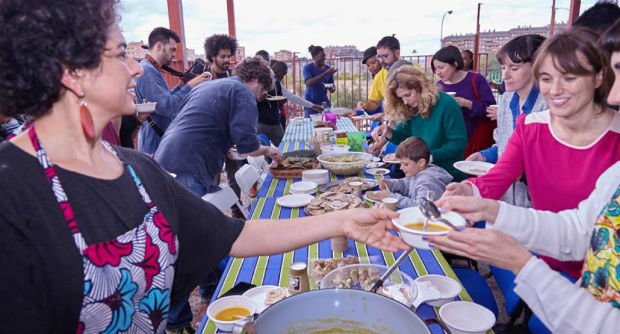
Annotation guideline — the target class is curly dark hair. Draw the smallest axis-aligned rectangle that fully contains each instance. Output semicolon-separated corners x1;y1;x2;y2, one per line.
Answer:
204;34;238;62
308;45;324;58
0;0;118;118
233;57;273;91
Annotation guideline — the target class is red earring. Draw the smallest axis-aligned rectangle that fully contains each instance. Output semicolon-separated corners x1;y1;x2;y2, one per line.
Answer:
80;100;95;140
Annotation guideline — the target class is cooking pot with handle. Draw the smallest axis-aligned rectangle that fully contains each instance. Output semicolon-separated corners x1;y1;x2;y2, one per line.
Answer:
234;288;451;334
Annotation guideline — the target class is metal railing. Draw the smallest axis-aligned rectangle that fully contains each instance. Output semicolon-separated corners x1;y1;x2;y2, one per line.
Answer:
283;54;490;110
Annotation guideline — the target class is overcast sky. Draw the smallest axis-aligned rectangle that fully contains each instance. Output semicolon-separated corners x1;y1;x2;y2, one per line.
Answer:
119;0;600;57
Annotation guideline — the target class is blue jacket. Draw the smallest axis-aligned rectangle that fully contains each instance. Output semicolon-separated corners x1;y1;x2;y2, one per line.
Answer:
135;59;191;154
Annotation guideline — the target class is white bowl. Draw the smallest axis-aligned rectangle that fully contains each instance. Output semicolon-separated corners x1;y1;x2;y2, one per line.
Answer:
206;295;256;332
317;152;373;176
439;301;496;334
320;144;350;155
414;274;462;307
290;181;318;195
135;102;157;113
391;207;466;250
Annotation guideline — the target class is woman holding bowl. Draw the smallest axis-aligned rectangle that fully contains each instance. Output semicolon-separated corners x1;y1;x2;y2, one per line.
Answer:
443;28;620;280
0;1;408;333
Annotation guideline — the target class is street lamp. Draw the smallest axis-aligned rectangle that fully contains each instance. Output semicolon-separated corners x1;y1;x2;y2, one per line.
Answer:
440;10;454;47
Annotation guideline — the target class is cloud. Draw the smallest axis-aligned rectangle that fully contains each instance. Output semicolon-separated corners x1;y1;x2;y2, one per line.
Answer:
119;0;599;57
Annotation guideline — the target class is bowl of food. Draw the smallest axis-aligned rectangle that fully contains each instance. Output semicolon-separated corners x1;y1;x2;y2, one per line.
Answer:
206;295;256;332
414;274;462;307
439;301;496;334
391;207;466;249
320;263;417;307
317;152;373;176
320;144;350;155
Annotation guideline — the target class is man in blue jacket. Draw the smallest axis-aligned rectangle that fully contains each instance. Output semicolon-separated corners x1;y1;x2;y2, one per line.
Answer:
136;27;210;154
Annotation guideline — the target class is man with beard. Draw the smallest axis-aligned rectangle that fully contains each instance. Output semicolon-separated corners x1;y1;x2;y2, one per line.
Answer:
136;27;210;154
357;35;401;120
204;34;236;79
155;58;281;333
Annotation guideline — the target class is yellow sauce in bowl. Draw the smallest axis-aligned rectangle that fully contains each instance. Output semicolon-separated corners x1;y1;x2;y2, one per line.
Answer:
214;306;251;321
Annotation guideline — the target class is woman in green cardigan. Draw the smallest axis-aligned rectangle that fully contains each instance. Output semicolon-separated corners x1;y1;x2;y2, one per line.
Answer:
371;65;467;181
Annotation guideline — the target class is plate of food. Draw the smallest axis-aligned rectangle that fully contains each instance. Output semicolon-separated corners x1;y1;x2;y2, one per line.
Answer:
242;286;290;313
266;95;286;101
366;161;386;169
453;161;495;176
363;190;385;203
135;102;157;114
276;194;315;208
305;192;365;215
382;153;400;164
366;168;390;176
320;177;379;193
329;107;351;116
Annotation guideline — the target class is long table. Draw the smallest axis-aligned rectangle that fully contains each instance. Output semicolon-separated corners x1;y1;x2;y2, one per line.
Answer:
198;137;475;334
281;117;358;141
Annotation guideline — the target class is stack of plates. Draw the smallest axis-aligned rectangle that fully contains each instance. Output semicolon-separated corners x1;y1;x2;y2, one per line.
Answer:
290;181;318;195
302;169;330;185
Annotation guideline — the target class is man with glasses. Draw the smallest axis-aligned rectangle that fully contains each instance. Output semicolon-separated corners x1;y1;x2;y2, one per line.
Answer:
357;35;401;119
154;57;280;334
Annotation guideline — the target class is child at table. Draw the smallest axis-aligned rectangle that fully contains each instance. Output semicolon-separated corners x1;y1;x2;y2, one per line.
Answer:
377;137;453;209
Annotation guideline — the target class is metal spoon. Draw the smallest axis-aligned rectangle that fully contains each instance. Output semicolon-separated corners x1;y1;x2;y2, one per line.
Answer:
370;248;413;293
419;197;461;231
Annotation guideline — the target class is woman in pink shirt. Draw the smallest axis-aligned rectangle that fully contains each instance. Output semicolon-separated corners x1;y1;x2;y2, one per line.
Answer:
444;28;620;280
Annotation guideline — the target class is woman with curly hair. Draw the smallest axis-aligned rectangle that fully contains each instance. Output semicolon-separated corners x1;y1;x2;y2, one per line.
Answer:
370;65;467;181
0;1;408;333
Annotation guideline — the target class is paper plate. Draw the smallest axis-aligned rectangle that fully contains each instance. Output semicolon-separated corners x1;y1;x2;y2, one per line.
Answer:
363;191;383;203
266;96;286;101
242;285;288;314
453;161;495;176
135;102;157;113
276;194;315;208
366;168;391;176
290;181;318;195
330;107;351;115
382;153;400;164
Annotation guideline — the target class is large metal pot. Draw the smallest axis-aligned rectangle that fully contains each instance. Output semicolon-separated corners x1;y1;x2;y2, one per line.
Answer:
237;288;449;334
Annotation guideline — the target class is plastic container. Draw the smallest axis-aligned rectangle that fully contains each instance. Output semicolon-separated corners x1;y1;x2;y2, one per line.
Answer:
439;301;496;334
320;263;417;307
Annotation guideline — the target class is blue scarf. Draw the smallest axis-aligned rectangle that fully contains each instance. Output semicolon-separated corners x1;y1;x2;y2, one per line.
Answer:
509;85;540;129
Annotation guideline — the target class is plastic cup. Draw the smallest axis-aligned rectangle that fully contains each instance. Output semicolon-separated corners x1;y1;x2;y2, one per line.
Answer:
382;197;398;211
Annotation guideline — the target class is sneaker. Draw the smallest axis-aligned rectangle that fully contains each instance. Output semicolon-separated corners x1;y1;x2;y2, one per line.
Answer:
165;325;196;334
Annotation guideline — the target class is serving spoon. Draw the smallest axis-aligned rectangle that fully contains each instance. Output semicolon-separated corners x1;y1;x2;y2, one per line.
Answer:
419;197;461;231
369;248;413;293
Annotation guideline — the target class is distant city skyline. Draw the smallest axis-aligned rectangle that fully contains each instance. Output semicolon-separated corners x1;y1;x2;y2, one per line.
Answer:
119;0;600;58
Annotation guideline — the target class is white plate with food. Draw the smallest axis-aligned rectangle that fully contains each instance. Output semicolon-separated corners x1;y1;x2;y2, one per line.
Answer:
382;153;400;164
453;161;495;176
330;107;351;115
363;191;384;203
242;285;289;313
366;161;386;169
135;102;157;114
366;168;391;176
276;194;315;208
266;95;286;101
